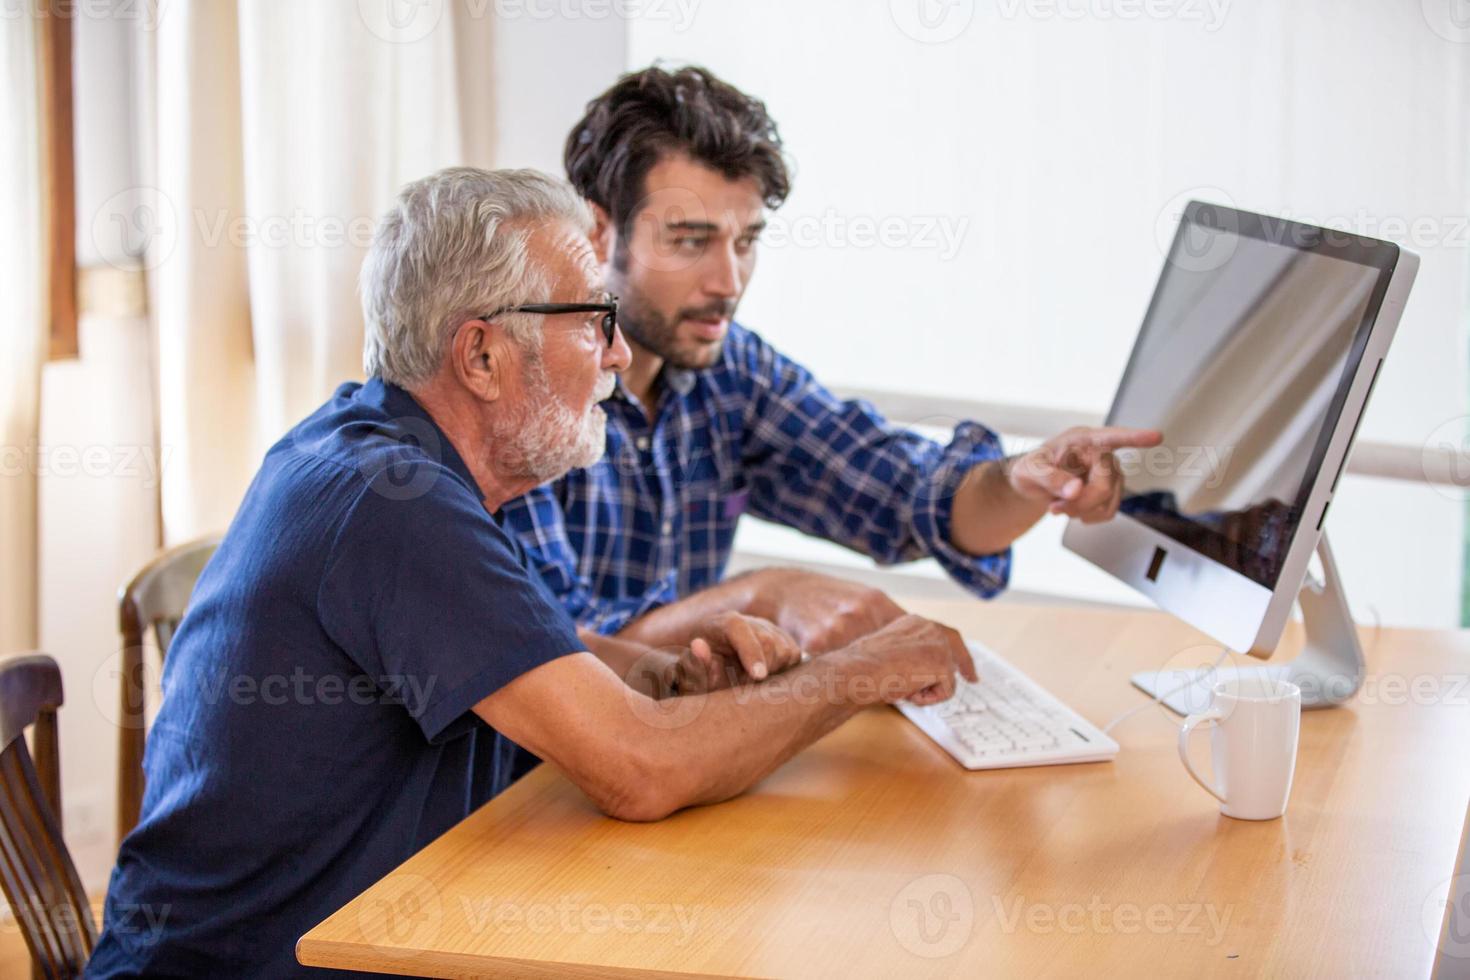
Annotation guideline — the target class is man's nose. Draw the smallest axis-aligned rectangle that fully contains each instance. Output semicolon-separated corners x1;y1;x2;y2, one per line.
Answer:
603;326;632;372
703;242;742;299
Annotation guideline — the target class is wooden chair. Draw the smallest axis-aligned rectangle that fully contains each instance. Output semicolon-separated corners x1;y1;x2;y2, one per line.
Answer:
116;536;220;842
0;654;96;979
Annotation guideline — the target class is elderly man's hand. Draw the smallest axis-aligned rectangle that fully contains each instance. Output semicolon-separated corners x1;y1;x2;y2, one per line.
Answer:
749;570;907;655
673;612;804;693
839;613;977;706
1008;426;1163;524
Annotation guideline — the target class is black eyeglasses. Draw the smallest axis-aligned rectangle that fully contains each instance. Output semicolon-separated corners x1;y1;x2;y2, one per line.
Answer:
481;296;620;347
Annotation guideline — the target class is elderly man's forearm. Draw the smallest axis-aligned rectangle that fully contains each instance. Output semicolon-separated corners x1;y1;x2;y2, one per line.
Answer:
603;651;876;820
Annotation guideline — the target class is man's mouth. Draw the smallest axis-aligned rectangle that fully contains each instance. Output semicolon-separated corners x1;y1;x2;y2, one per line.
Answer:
681;314;729;342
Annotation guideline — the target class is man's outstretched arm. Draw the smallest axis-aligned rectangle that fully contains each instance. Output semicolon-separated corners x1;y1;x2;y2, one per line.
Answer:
948;426;1164;556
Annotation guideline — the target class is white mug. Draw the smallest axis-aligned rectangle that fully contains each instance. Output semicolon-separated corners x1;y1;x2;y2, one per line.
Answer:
1178;675;1302;821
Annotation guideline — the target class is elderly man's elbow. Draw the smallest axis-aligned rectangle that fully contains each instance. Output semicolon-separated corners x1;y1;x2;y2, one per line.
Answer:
598;788;679;823
583;755;687;822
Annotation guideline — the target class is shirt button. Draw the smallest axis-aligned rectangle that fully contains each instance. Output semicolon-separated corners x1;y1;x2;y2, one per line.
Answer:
661;520;673;536
636;436;650;452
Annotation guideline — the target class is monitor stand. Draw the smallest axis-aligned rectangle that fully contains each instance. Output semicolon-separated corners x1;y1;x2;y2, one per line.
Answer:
1131;534;1365;715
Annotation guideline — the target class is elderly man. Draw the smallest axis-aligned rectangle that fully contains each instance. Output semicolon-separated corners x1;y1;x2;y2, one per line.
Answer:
87;168;973;979
500;65;1161;656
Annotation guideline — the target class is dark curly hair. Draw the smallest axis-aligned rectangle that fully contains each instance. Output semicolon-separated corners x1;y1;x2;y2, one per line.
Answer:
564;65;791;239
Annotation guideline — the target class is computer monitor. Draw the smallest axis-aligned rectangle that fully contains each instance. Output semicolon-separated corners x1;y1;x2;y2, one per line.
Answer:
1063;201;1419;712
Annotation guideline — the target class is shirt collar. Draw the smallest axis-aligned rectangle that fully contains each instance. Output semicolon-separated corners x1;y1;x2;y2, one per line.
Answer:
357;377;480;495
663;365;697;395
609;363;698;403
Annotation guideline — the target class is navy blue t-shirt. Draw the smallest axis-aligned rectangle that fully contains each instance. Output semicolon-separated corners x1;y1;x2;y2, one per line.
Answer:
87;379;583;979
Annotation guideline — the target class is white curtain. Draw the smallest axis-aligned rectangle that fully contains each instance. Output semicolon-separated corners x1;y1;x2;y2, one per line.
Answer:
145;0;497;542
0;11;45;653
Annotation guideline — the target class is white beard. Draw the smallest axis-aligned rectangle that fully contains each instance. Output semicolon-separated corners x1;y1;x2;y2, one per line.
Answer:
497;367;614;484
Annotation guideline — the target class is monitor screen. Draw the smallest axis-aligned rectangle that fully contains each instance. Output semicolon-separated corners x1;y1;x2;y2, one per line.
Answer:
1108;203;1396;589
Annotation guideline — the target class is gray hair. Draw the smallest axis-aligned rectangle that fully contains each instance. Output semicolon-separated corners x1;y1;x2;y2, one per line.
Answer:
360;167;593;386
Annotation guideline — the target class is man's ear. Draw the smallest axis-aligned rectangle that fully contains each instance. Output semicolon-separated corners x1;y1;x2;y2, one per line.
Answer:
450;318;506;403
589;201;616;266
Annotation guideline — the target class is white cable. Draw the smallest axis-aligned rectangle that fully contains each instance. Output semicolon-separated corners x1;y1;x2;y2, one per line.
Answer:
1102;645;1231;735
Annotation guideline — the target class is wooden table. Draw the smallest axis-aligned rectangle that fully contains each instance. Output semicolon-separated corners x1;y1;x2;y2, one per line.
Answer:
298;599;1470;978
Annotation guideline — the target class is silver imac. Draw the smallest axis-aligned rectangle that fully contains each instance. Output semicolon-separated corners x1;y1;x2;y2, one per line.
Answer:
1063;201;1419;713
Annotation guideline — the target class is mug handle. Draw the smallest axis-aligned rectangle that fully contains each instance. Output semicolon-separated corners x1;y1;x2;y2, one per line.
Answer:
1178;708;1226;804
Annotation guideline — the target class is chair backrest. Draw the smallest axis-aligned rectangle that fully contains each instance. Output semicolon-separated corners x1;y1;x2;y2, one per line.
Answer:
118;537;220;658
115;536;220;842
0;654;95;980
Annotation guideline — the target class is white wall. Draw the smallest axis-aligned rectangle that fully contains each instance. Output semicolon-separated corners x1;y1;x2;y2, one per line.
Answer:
489;5;627;172
629;0;1470;628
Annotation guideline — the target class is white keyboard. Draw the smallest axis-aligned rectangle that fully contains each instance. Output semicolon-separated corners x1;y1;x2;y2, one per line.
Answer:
897;641;1119;770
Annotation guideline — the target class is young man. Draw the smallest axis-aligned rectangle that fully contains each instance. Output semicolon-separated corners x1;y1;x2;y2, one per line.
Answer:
500;66;1161;656
87;168;973;978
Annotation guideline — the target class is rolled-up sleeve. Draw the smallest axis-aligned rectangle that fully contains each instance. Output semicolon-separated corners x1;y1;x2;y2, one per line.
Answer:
737;335;1011;599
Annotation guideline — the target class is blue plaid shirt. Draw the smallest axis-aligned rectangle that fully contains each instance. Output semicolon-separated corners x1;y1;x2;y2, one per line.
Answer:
498;322;1011;634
